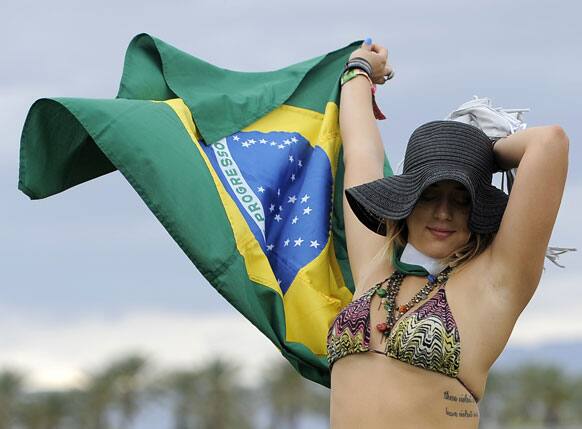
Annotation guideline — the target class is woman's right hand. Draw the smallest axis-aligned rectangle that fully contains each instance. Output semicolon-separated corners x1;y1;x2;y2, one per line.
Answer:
349;40;393;85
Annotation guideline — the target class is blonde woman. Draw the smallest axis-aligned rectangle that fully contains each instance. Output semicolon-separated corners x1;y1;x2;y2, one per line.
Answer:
326;40;569;428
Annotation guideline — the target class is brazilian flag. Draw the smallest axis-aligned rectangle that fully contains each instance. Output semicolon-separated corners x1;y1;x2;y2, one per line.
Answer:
18;34;393;387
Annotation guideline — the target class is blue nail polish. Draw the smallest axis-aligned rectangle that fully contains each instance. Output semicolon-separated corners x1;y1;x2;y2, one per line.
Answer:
365;37;372;45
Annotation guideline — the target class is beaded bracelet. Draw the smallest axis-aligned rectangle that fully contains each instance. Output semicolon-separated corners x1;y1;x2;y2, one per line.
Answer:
340;68;386;120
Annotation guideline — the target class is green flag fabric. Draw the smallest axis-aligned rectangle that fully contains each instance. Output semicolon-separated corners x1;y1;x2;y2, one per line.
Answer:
18;33;394;387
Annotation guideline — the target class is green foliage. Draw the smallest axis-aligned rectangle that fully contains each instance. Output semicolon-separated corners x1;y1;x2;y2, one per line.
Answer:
258;359;329;429
4;358;582;428
0;369;25;429
479;363;582;428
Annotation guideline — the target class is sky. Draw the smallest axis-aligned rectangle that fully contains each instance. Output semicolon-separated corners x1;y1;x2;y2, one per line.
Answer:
1;0;581;391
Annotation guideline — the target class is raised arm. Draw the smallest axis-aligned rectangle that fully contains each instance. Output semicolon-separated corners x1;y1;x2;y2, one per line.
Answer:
340;41;393;289
487;125;569;309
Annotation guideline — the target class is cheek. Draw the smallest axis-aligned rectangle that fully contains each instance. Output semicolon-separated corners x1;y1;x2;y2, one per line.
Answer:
458;221;471;242
409;204;430;221
406;209;426;234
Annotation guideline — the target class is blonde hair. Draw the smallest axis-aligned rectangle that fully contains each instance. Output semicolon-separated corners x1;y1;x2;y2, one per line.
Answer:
357;218;496;287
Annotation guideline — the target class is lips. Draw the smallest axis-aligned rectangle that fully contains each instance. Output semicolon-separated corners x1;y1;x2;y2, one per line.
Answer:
427;227;454;239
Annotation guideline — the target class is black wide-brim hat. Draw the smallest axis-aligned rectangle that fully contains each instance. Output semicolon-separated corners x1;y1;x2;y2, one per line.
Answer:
344;120;509;236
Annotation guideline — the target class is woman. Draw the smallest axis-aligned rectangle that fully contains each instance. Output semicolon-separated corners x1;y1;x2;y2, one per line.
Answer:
326;40;569;428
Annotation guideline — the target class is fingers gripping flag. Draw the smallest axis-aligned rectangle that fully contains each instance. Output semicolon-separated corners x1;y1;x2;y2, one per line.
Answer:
18;34;394;387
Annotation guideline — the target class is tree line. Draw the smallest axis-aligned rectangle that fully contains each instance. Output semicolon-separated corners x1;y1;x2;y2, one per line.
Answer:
1;354;581;428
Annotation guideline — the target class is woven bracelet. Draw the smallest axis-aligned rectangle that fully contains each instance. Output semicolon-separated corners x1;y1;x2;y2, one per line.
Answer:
340;68;373;87
339;69;386;120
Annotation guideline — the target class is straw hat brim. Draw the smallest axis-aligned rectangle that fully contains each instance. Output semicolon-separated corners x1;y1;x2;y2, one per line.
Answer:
345;168;508;236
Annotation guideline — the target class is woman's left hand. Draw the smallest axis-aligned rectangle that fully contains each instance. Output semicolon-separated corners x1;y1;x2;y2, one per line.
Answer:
349;41;393;85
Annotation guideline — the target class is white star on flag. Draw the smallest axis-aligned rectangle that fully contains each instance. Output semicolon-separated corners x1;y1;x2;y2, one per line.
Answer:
216;129;331;295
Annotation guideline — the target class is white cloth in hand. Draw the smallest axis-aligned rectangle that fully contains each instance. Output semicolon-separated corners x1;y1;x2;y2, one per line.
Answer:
444;95;529;139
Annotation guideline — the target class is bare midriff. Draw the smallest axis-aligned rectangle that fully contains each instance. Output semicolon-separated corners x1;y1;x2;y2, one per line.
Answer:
329;351;480;429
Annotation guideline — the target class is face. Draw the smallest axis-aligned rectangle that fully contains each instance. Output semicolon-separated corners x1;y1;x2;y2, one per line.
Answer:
405;180;472;259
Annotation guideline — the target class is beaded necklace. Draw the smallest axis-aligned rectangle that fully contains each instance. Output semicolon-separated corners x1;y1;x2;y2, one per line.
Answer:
373;266;453;337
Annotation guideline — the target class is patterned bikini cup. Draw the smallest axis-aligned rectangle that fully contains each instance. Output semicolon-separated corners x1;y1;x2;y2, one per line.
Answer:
326;282;480;403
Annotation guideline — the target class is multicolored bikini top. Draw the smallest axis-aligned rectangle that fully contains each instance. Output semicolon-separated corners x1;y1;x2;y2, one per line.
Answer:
326;274;480;403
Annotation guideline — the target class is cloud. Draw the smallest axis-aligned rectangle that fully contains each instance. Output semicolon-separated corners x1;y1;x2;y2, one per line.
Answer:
2;0;582;396
2;266;582;392
0;310;282;391
512;271;582;345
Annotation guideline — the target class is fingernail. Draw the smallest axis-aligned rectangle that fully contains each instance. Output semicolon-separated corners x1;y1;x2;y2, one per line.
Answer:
364;37;372;45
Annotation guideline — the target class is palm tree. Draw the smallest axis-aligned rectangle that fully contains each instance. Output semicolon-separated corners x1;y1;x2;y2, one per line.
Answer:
0;368;25;429
78;370;117;429
566;374;582;424
531;365;575;427
259;358;328;429
149;368;205;429
146;357;256;429
14;389;80;429
479;369;513;428
194;358;257;429
104;354;149;429
496;363;574;427
77;353;149;429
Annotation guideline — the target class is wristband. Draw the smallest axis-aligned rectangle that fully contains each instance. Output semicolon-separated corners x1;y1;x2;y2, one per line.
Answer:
340;68;373;87
347;56;373;70
340;68;386;120
344;57;373;77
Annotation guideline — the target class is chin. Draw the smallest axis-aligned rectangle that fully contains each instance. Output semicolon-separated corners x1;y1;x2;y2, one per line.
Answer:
420;242;456;260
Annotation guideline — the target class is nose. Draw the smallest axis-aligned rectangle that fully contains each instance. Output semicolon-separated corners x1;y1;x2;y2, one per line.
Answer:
433;196;453;220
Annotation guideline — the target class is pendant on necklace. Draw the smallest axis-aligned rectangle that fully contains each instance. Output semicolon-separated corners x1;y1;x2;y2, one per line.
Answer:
398;304;409;313
376;322;388;333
